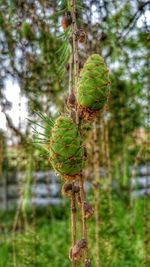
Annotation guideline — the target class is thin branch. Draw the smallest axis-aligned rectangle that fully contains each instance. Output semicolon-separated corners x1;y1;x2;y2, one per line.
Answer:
4;111;27;144
121;1;150;40
71;0;79;86
69;42;74;96
68;3;78;267
71;1;90;265
93;118;100;267
71;183;77;267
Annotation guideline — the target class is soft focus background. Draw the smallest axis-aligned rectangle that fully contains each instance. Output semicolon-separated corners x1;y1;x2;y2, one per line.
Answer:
0;1;150;266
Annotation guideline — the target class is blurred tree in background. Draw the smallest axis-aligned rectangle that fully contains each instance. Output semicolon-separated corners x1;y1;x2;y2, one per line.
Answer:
0;0;149;158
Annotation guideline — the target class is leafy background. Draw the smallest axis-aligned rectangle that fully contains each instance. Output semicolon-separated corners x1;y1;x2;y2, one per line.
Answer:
0;0;150;266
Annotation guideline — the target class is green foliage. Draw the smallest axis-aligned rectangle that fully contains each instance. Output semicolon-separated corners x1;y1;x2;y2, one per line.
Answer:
21;22;35;41
57;28;70;75
1;196;150;267
109;69;145;169
77;54;110;110
31;111;54;142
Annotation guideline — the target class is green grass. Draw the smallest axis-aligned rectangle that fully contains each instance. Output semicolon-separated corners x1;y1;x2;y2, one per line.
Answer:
0;193;150;267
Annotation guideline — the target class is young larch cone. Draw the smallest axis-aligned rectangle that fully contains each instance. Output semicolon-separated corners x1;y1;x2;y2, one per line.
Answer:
49;116;84;179
77;54;110;120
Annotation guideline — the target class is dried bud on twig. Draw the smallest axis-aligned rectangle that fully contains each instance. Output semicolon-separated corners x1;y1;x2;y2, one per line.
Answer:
84;202;94;219
62;182;72;196
74;185;80;193
61;11;72;30
62;182;80;197
77;198;94;219
67;92;76;107
76;29;86;43
79;60;84;70
77;193;82;204
85;258;91;267
69;238;87;261
83;147;88;160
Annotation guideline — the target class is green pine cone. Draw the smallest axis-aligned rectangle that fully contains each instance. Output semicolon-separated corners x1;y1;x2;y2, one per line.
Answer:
49;116;84;178
77;54;110;111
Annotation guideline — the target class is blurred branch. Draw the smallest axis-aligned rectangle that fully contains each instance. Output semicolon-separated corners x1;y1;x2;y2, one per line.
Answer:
121;1;150;40
3;111;27;144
